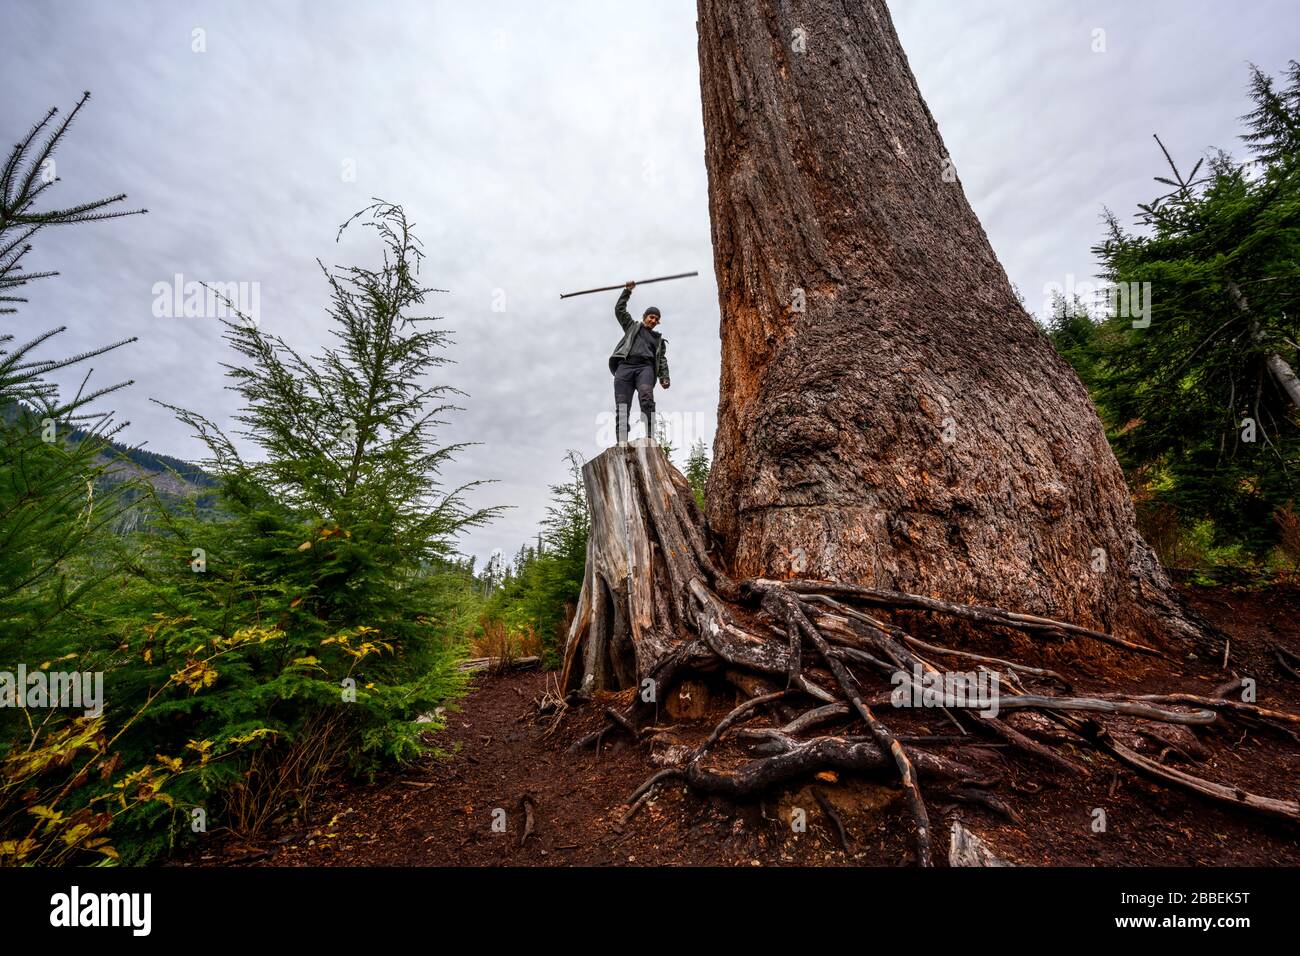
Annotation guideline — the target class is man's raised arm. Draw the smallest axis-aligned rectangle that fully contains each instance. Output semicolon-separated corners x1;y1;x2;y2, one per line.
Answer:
615;280;635;330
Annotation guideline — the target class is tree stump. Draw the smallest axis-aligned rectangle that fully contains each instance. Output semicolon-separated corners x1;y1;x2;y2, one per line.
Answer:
560;437;740;696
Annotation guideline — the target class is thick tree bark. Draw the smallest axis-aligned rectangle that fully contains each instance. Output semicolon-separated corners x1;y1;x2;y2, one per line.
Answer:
695;0;1199;644
559;438;745;695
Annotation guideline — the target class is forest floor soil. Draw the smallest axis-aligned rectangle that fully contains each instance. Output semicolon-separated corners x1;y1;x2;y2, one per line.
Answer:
181;580;1300;867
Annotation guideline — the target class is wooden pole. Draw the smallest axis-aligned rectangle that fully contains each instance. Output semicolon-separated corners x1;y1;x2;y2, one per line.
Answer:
559;271;698;299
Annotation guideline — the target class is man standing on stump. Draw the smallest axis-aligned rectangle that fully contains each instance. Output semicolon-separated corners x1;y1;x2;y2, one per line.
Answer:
609;280;669;446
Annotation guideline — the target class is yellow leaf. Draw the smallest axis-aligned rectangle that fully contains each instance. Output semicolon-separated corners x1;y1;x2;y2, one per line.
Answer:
29;805;64;824
228;728;278;746
185;739;214;767
0;838;39;861
298;540;313;551
61;823;94;846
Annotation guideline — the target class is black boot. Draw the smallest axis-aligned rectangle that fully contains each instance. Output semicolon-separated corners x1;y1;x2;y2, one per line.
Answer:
616;402;629;446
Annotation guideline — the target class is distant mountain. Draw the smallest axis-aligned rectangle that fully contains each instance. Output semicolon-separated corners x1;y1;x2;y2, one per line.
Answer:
94;438;216;497
2;400;219;528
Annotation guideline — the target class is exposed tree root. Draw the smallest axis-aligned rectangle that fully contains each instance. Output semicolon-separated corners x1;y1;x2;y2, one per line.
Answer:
559;441;1300;865
780;578;1168;657
519;794;536;848
813;787;851;851
1276;645;1300;682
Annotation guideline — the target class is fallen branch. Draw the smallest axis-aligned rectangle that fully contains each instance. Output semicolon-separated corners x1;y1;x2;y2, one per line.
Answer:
458;655;541;673
994;694;1216;725
1055;713;1300;825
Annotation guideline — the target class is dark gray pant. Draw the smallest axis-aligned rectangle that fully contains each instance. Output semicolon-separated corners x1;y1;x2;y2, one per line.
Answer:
614;361;656;443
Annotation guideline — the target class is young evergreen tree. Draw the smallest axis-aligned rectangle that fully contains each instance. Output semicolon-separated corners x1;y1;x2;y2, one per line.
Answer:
654;414;675;462
1081;63;1300;553
481;450;589;666
1242;60;1300;167
684;438;710;511
0;94;151;865
0;93;145;634
89;202;502;857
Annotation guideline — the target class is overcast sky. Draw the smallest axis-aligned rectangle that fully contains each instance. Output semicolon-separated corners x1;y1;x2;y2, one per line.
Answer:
2;0;1295;568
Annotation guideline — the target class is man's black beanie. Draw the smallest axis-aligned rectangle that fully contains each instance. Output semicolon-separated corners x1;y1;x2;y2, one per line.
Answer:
643;306;661;318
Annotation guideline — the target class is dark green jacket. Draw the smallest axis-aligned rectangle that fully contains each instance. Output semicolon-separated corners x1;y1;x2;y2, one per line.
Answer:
609;288;670;383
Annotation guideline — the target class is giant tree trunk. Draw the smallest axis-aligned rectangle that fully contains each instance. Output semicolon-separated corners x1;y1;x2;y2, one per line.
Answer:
696;0;1198;644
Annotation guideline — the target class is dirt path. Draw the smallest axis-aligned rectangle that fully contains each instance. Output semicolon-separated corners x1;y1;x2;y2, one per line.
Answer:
187;583;1300;867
